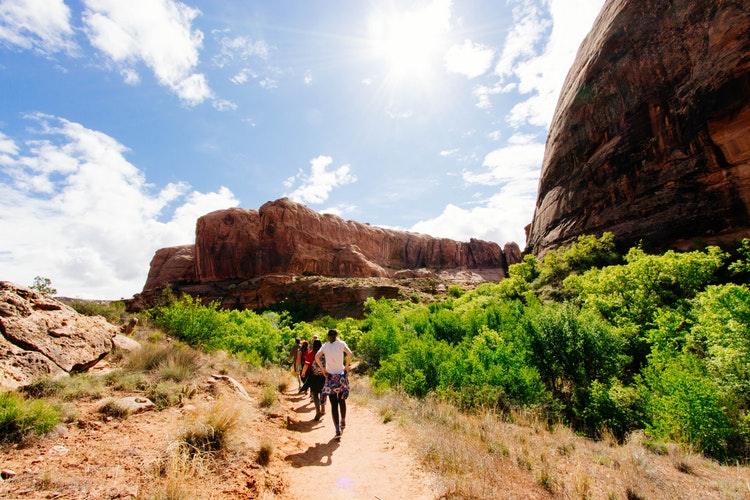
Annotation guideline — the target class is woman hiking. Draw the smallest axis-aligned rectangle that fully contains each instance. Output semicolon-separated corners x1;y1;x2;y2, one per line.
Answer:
315;329;353;439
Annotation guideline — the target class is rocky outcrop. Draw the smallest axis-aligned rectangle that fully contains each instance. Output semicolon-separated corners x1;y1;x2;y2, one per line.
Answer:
135;199;520;316
527;0;750;255
0;282;119;390
191;199;509;282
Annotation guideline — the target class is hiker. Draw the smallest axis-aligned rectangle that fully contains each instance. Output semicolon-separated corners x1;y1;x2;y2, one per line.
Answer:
303;338;326;420
297;340;309;393
315;328;352;439
287;338;302;389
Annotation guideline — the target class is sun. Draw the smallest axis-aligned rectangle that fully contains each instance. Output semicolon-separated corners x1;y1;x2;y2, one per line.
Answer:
367;2;451;82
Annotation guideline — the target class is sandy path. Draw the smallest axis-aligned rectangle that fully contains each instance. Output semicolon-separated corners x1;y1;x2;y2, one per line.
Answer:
276;390;436;499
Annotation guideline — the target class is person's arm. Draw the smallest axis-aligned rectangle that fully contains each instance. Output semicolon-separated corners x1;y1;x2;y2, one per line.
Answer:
344;345;353;372
315;348;326;374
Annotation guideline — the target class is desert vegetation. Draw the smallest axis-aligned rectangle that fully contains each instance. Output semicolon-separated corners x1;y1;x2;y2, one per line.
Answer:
3;234;750;498
144;234;750;463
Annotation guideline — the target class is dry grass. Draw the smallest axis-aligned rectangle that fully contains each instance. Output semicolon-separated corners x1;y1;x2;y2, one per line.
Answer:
350;377;750;499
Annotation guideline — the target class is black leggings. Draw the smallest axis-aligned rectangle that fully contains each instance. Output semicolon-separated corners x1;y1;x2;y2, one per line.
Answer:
329;392;347;428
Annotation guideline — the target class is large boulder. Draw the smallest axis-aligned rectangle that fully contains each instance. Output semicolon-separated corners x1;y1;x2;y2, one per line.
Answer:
0;282;119;390
527;0;750;255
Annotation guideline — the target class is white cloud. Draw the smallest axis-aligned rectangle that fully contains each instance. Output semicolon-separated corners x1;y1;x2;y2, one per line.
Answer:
423;0;604;245
473;0;603;128
440;149;459;157
213;35;269;67
0;0;76;54
82;0;212;105
413;133;546;246
463;133;544;186
230;68;255;84
285;155;357;205
494;1;549;82
0;114;238;299
444;39;495;79
411;194;531;247
212;99;237;112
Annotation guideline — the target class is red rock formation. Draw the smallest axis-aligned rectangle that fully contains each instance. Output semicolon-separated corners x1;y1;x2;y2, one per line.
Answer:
143;245;195;291
135;199;519;316
146;198;514;290
527;0;750;256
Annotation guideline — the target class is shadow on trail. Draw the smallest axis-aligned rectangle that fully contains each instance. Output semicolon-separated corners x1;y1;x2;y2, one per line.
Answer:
284;438;341;467
284;392;316;416
287;417;323;433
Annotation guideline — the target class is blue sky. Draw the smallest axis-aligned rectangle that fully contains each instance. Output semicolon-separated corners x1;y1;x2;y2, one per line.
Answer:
0;0;604;299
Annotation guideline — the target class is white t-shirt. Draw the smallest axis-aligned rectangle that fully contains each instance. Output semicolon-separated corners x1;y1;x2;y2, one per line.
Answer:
317;339;351;375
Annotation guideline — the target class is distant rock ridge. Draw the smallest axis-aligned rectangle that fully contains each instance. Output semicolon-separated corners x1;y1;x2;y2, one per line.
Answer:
527;0;750;255
135;198;521;315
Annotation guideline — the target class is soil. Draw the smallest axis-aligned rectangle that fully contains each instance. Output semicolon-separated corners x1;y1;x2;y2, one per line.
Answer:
0;372;436;499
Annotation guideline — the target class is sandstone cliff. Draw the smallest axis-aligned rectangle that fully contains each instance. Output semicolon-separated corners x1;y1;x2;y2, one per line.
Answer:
135;198;520;316
527;0;750;255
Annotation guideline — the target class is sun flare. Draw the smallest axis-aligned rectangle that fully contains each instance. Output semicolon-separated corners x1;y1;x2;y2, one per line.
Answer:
367;1;451;82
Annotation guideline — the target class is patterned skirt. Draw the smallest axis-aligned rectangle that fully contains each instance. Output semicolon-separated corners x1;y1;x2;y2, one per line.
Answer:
322;372;350;400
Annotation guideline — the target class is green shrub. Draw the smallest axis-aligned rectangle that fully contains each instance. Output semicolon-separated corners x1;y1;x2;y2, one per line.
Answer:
644;355;734;460
581;380;645;441
0;391;60;443
151;296;283;365
68;300;126;324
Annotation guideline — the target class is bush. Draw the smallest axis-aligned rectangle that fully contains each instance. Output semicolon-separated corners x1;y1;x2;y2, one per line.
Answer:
68;300;126;324
644;355;734;460
0;391;60;443
151;296;282;365
180;400;240;457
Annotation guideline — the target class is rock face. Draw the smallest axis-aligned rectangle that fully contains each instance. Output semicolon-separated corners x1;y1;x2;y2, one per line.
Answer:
527;0;750;255
136;198;520;315
0;282;119;390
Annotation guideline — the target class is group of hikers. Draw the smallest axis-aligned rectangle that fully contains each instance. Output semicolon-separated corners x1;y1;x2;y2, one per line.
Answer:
288;329;353;439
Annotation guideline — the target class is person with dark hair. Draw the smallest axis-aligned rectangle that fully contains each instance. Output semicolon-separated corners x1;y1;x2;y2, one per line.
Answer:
303;338;326;420
315;329;353;439
297;340;309;393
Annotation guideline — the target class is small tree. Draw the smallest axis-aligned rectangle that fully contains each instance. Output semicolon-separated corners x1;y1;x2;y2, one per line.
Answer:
30;276;57;295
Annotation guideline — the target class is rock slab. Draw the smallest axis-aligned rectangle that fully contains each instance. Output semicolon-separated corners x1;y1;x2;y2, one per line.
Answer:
0;282;119;390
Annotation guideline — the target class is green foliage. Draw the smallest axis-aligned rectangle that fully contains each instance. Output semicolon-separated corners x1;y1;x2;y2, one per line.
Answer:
0;391;61;443
136;235;750;461
580;379;646;441
30;275;57;295
643;355;735;460
68;300;126;324
373;335;451;398
727;238;750;277
525;303;624;396
689;284;750;403
355;298;414;368
437;326;546;409
566;246;725;329
151;295;282;366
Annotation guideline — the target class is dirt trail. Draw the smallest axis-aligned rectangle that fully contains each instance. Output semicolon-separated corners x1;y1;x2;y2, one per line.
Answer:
275;390;436;499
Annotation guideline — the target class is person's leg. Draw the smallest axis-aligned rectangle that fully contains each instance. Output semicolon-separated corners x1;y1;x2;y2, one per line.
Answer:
329;393;341;434
339;398;347;428
312;391;321;419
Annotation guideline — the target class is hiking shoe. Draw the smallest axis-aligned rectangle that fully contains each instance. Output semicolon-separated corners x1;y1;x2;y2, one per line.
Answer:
340;419;346;429
335;427;342;439
314;412;321;421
